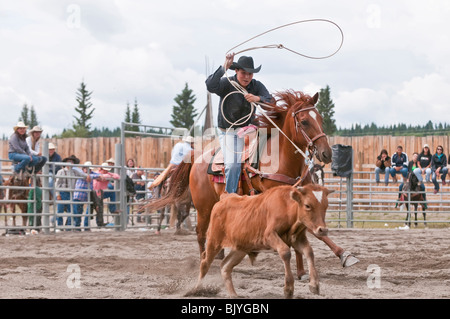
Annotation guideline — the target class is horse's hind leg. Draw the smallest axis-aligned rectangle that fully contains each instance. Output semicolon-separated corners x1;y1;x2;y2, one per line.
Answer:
155;207;165;235
175;204;190;231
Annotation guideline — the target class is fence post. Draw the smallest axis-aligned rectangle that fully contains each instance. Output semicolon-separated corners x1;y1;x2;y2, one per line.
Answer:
115;143;126;231
42;141;50;234
346;173;354;228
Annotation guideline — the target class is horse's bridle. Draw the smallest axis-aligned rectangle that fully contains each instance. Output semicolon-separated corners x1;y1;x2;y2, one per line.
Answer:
292;105;327;155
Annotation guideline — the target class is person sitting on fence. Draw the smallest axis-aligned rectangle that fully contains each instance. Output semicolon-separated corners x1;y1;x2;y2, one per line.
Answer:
431;145;448;194
55;155;91;228
389;145;408;183
414;144;432;184
8;121;47;180
375;149;391;185
92;163;120;227
26;126;44;156
397;152;427;207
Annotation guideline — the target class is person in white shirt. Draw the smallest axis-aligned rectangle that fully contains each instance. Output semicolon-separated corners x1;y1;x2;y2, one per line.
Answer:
26;126;44;156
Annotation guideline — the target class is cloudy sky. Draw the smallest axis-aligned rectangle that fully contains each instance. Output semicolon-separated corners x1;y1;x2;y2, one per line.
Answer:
1;0;449;137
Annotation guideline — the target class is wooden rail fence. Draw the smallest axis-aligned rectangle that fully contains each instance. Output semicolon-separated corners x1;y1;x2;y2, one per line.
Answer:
1;134;450;171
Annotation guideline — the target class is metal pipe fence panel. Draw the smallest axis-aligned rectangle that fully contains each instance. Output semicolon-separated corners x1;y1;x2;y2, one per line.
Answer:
2;153;449;234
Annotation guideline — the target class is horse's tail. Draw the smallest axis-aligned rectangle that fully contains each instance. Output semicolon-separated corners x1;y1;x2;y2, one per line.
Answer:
140;151;194;213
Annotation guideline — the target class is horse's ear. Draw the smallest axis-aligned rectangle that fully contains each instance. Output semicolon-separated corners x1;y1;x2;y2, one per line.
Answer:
312;92;319;104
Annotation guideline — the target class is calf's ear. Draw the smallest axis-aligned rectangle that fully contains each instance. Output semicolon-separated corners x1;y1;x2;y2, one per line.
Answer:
325;188;335;196
290;190;302;203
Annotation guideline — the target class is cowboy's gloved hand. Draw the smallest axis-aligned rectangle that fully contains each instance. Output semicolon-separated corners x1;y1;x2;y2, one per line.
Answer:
224;52;235;70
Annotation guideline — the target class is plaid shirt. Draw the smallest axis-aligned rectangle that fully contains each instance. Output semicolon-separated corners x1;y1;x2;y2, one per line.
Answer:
73;173;101;202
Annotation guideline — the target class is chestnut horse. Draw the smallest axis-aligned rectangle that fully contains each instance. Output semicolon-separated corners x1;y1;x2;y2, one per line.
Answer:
3;173;31;227
144;90;358;277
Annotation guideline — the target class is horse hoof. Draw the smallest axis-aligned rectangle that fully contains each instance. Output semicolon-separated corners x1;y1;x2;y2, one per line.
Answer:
309;285;320;295
299;274;310;281
340;251;360;267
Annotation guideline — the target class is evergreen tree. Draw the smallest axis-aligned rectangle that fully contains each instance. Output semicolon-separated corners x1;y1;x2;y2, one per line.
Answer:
19;104;30;125
124;101;132;131
73;81;95;136
170;83;198;129
18;104;39;127
316;85;337;136
29;106;39;128
131;98;141;132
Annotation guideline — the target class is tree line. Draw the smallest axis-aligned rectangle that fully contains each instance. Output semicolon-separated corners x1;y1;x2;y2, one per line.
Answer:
8;82;450;139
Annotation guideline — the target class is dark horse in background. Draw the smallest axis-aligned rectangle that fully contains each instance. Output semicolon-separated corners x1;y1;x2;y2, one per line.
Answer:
398;172;427;227
144;90;359;278
310;163;325;186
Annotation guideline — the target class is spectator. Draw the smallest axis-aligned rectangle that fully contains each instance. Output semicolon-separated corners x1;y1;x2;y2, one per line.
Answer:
72;161;103;231
26;126;44;156
132;168;146;201
131;167;146;222
399;152;427;202
389;145;408;183
375;149;391;185
92;163;120;227
431;145;448;194
48;143;62;175
55;155;90;228
8;121;47;180
103;157;118;215
47;142;62;199
126;158;136;178
27;177;42;230
414;144;432;183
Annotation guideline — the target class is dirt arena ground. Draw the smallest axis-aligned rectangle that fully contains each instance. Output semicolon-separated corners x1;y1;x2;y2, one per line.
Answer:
0;226;449;300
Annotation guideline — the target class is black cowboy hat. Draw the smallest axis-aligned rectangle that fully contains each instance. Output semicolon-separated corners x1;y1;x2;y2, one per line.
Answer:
229;56;261;73
63;155;80;164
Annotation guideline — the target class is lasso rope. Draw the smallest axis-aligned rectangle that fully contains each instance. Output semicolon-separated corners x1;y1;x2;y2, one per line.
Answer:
226;18;344;59
220;19;343;160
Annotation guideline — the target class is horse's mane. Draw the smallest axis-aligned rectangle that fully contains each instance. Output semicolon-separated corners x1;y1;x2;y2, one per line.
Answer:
255;90;314;131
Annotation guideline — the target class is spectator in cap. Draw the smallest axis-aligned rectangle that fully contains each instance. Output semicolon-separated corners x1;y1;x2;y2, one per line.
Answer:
8;121;47;180
55;155;90;228
47;142;62;200
414;144;432;183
